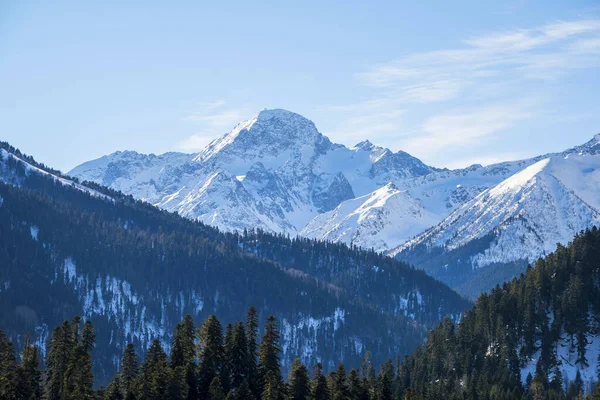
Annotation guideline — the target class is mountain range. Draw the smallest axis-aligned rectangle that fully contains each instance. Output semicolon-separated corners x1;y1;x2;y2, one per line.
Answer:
69;109;600;297
0;141;469;385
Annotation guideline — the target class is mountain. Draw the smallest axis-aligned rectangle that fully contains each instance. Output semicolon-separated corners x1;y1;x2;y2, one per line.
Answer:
69;109;439;239
393;228;600;399
301;183;439;252
70;109;600;295
393;150;600;299
0;141;469;384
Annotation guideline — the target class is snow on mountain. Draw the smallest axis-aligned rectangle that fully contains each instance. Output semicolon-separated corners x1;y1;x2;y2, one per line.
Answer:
301;183;438;252
393;154;600;269
69;109;438;236
69;109;600;255
0;147;111;200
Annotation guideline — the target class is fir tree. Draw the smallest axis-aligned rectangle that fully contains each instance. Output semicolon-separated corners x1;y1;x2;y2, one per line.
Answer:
311;363;329;400
16;338;42;400
170;315;198;400
0;329;18;399
259;316;282;390
332;363;348;400
119;343;139;400
228;322;251;391
261;370;281;400
198;315;225;398
104;375;123;400
138;338;168;400
348;369;367;400
246;306;260;398
208;376;226;400
288;358;310;400
45;320;75;400
63;320;95;400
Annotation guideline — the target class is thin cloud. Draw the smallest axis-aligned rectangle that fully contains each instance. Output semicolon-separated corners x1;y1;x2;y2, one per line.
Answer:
407;99;540;152
323;17;600;163
179;101;250;152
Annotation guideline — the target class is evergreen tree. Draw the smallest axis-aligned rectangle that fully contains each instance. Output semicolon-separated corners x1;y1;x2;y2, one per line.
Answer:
198;315;225;398
378;369;393;400
246;306;260;398
208;376;226;400
0;329;18;399
228;322;251;391
104;375;123;400
287;358;310;400
259;316;282;391
170;315;198;400
311;363;329;400
119;344;139;400
167;365;189;400
331;363;348;400
261;370;281;400
348;369;367;400
45;320;75;400
16;338;42;400
62;320;95;400
138;338;168;400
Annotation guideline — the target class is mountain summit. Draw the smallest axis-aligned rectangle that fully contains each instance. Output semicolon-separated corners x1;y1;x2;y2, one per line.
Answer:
69;109;437;236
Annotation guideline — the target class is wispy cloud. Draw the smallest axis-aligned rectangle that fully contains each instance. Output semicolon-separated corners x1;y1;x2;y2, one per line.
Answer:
324;18;600;164
179;101;250;152
404;98;541;153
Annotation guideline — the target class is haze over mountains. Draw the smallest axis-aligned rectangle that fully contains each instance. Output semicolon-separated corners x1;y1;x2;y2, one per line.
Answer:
70;109;600;297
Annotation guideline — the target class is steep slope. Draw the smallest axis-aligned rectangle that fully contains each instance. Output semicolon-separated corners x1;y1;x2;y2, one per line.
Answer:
394;228;600;399
0;143;469;384
69;109;438;236
310;134;600;252
394;154;600;298
301;183;438;252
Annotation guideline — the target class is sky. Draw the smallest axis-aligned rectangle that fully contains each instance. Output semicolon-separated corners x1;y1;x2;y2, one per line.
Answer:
1;1;600;172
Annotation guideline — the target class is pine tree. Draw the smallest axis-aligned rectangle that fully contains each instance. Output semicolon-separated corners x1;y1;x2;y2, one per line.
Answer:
228;322;251;391
104;375;123;400
348;369;367;400
170;315;198;400
63;320;95;400
332;363;348;400
119;343;139;400
246;306;260;398
259;316;282;391
288;358;310;400
198;315;225;398
311;363;329;400
378;370;394;400
261;370;281;400
167;365;189;400
0;329;18;399
16;338;42;400
208;376;226;400
138;338;168;400
231;379;253;400
45;320;75;400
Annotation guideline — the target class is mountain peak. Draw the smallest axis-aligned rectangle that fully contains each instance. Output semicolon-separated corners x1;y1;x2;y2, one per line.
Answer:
354;140;374;150
195;109;328;164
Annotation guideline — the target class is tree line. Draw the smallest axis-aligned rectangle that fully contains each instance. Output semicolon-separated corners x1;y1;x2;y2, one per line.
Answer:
0;306;415;400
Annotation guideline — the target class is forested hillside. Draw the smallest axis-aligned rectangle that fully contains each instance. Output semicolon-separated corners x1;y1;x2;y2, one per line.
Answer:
0;142;469;385
395;228;600;399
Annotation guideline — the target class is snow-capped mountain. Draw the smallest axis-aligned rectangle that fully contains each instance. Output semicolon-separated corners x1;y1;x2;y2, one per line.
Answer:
70;110;600;257
393;151;600;298
301;183;439;252
69;109;438;236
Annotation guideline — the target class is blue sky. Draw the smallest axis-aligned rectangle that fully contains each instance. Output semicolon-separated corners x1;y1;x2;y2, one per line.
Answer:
1;1;600;171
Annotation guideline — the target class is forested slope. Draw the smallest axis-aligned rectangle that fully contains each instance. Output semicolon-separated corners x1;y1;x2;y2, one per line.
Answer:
395;228;600;399
0;142;469;384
